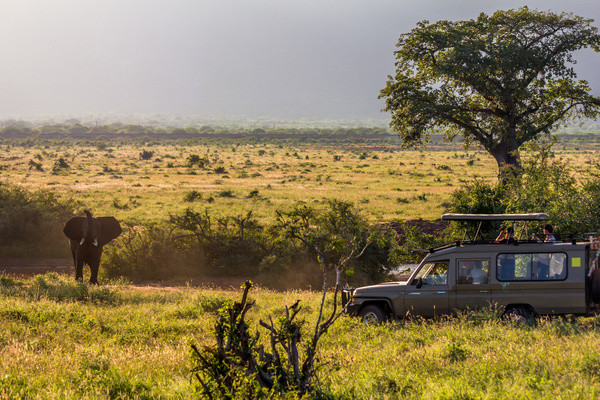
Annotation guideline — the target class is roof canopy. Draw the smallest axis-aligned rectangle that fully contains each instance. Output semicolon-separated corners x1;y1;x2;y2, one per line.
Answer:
441;213;549;221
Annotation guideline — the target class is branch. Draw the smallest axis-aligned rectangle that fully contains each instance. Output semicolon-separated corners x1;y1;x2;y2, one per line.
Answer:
319;239;372;336
444;114;494;149
312;245;327;346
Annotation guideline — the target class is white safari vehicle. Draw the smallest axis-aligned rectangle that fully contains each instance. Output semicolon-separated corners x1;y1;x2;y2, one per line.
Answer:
342;213;600;323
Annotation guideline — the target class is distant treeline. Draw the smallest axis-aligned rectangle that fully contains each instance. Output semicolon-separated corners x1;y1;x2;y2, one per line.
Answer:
0;122;392;139
0;122;598;147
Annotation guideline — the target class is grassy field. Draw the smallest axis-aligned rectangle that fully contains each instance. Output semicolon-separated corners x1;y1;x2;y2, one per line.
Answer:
2;135;598;226
2;273;600;399
2;134;600;398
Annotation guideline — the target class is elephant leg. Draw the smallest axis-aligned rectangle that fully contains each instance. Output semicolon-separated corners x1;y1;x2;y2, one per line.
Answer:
69;240;82;281
88;250;102;284
75;253;85;281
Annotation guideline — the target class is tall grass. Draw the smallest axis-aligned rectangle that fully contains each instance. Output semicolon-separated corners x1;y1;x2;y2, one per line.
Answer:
320;312;600;399
2;273;600;399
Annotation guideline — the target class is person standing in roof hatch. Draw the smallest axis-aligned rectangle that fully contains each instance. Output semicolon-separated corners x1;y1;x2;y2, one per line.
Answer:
533;223;556;243
496;226;516;243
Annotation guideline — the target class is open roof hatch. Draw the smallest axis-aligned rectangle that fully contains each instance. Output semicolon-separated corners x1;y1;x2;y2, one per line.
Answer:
441;213;549;243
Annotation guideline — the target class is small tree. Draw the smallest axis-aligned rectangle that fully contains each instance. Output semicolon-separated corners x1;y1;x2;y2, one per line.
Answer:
274;201;372;384
139;149;154;160
191;201;372;398
380;7;600;181
187;154;209;168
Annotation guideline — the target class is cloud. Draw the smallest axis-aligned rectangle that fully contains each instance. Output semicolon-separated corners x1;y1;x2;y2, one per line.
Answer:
0;0;598;120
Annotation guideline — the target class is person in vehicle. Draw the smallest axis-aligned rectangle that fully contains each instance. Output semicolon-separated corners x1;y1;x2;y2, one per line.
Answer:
495;227;516;243
533;223;556;243
497;253;516;280
468;262;488;284
426;262;448;285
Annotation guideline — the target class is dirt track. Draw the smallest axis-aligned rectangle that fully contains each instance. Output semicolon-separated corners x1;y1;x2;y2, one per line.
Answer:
0;258;73;275
0;258;250;289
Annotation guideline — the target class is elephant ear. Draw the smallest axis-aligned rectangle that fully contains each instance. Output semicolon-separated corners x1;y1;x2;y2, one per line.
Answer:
63;217;85;241
97;217;122;246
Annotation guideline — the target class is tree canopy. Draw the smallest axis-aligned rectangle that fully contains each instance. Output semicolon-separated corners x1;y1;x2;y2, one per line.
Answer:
380;7;600;180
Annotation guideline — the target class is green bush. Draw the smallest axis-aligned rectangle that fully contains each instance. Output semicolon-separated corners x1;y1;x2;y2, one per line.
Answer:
273;200;399;287
102;224;203;282
449;142;600;239
138;150;154;160
0;183;77;257
255;245;319;289
103;201;400;288
393;224;439;264
183;190;202;202
169;209;268;276
449;179;507;239
502;143;600;235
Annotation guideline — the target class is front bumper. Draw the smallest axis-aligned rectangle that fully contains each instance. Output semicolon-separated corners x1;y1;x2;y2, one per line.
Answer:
344;302;360;316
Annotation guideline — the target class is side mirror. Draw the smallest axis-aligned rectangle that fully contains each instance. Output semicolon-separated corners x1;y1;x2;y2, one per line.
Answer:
416;277;423;289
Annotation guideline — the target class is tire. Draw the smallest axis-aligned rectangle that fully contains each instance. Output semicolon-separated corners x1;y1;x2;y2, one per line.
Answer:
503;305;534;325
591;269;600;304
359;305;388;325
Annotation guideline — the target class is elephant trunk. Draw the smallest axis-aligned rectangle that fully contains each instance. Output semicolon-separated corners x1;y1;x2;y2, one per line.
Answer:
81;210;99;246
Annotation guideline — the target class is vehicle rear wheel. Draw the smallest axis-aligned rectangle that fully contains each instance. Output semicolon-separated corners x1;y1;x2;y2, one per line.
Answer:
503;306;534;325
591;269;600;304
359;305;387;325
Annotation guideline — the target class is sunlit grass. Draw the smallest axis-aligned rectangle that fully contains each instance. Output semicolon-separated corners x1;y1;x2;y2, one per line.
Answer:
2;273;600;398
5;139;597;225
3;142;500;223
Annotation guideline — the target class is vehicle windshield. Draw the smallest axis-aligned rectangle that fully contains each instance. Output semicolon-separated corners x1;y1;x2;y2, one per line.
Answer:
412;261;448;285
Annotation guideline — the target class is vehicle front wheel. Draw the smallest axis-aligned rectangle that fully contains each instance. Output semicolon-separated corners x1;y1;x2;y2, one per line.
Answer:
359;305;388;325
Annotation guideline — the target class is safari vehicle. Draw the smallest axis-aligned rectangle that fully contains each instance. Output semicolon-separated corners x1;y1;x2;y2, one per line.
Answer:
342;213;600;323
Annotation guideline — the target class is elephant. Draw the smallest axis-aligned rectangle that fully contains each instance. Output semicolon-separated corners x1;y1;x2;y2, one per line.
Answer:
63;210;122;284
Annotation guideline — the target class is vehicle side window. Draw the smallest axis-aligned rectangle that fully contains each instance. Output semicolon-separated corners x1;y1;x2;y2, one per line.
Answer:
497;253;567;281
514;254;531;280
412;261;448;285
457;259;490;284
534;253;567;280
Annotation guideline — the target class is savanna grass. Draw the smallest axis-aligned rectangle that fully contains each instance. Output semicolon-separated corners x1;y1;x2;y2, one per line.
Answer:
320;312;600;399
2;273;600;399
1;139;504;224
0;273;237;399
2;136;598;234
2;134;600;398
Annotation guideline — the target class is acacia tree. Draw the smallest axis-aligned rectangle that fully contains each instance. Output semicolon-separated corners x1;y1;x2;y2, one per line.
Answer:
380;7;600;180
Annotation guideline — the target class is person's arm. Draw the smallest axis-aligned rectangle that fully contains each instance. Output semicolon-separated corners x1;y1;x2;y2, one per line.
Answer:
495;230;505;242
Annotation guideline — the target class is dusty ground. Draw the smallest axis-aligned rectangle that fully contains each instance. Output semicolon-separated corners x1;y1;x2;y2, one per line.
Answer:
0;258;73;275
0;258;249;289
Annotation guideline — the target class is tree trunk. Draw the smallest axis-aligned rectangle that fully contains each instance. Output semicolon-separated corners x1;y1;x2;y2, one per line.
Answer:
490;143;521;184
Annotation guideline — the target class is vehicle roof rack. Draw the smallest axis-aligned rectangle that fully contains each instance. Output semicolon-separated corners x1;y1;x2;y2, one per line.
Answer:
441;213;549;221
441;213;549;243
412;242;460;254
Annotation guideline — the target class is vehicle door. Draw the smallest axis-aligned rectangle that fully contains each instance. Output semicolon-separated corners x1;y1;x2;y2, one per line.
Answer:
405;261;449;317
454;259;492;311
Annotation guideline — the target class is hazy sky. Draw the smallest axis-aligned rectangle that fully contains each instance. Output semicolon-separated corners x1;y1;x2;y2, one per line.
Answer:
1;0;599;122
